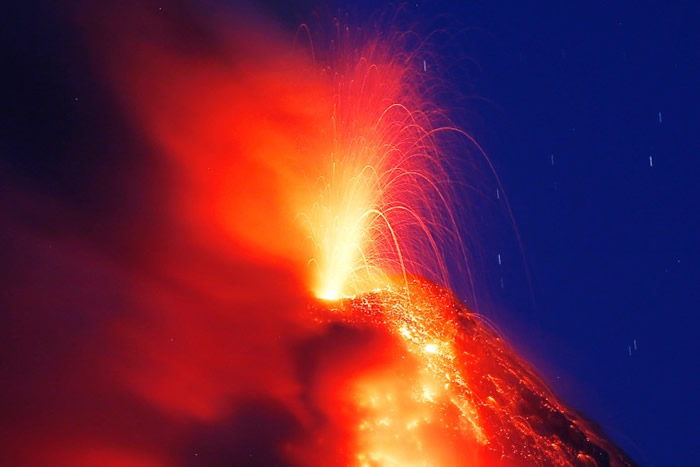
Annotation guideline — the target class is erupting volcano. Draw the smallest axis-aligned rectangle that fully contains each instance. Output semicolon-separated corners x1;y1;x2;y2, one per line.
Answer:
0;1;635;466
285;17;633;464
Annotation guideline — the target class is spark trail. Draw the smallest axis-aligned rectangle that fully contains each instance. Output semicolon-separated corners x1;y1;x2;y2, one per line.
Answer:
298;24;470;302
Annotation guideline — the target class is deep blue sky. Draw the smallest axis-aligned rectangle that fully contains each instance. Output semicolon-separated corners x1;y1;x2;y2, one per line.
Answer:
415;2;700;465
3;1;698;465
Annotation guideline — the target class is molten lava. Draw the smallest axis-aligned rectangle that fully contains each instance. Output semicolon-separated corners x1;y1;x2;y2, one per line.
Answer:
305;279;634;466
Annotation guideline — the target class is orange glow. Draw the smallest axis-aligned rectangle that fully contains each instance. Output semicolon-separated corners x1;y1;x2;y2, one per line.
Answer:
1;2;632;466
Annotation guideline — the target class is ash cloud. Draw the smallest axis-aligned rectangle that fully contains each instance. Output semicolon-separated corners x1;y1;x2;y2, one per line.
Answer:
0;1;371;465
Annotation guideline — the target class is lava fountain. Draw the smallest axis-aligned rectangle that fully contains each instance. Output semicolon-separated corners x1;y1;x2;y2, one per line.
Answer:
298;25;469;302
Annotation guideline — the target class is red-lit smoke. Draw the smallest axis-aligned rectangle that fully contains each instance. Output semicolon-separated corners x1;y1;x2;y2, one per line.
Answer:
0;1;631;466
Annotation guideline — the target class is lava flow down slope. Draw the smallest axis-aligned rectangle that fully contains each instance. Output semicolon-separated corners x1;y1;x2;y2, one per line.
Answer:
0;1;634;466
305;278;634;466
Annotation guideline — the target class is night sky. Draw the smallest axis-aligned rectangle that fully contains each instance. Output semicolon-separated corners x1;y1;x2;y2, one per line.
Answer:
436;3;700;465
2;1;699;465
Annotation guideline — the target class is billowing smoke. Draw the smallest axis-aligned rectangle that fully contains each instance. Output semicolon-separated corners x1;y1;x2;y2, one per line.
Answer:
1;1;339;465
